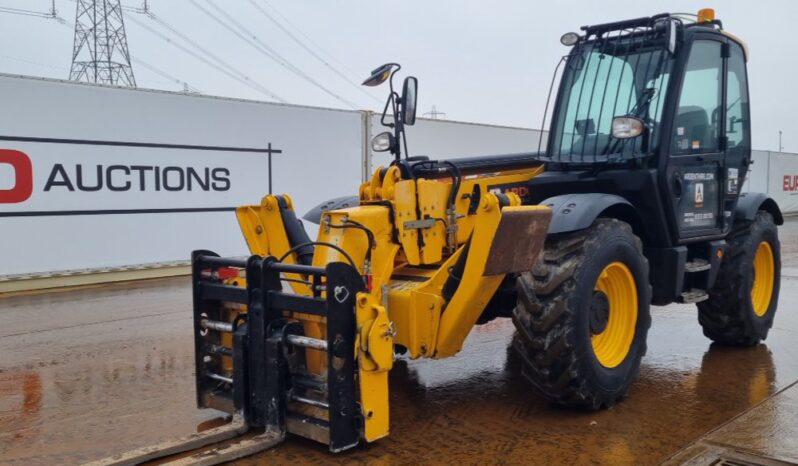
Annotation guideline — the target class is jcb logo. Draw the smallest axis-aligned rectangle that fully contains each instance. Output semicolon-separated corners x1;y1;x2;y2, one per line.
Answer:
0;149;33;203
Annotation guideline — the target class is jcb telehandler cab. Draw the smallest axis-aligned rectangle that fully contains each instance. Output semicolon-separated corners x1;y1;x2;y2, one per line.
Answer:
99;9;782;465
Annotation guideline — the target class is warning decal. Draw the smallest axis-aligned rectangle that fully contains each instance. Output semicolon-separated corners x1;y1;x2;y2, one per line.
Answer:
678;168;718;230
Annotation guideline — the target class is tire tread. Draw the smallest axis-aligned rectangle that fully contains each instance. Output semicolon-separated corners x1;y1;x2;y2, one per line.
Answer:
512;219;651;410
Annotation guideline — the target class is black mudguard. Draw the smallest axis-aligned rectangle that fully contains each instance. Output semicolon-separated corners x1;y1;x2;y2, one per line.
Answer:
541;193;636;234
302;196;359;225
735;192;783;225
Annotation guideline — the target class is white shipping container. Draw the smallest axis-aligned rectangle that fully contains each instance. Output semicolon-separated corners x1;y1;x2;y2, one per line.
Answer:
0;74;546;279
0;74;363;277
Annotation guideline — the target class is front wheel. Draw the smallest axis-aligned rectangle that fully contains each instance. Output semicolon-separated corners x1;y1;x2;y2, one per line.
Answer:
512;219;651;409
698;211;781;346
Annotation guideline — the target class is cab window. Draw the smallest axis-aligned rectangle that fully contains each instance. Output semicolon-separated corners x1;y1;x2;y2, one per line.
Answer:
672;41;722;155
726;42;750;153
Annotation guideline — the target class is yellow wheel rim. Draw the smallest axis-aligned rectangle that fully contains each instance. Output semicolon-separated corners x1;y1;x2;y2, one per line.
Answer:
751;240;775;317
591;262;638;368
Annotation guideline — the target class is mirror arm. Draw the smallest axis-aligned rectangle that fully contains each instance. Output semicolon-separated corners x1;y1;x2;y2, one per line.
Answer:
390;90;403;160
400;118;409;160
369;63;410;162
379;93;395;128
385;66;403;160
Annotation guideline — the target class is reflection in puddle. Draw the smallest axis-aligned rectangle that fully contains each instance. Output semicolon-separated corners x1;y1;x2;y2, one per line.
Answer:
0;341;209;465
1;245;796;466
248;321;785;466
0;371;43;452
0;317;787;466
696;344;775;406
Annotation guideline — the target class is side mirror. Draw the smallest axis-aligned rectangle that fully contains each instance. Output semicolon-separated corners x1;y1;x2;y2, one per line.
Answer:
654;18;677;55
611;116;644;139
401;76;418;126
666;19;676;55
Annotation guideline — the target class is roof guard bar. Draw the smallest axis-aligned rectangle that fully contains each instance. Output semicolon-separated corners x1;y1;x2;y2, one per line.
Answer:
581;13;672;36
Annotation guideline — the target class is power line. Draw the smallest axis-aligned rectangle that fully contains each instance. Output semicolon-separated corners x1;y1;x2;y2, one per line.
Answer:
195;0;357;108
140;9;286;102
246;0;381;105
259;1;364;81
0;54;63;71
187;1;280;61
191;0;359;109
134;57;202;93
0;5;201;94
0;2;55;18
56;16;200;93
4;1;369;108
124;12;286;102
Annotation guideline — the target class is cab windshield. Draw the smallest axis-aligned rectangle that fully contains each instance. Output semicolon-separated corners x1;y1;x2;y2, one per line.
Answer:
549;34;674;162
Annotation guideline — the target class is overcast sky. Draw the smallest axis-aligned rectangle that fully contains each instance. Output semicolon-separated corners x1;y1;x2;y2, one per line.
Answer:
0;0;796;152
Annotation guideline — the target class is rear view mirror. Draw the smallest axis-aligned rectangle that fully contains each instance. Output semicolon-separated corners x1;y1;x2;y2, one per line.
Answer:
667;19;676;55
401;76;418;126
654;18;677;55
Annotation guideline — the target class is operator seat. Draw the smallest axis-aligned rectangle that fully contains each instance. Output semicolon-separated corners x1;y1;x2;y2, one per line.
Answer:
674;105;711;152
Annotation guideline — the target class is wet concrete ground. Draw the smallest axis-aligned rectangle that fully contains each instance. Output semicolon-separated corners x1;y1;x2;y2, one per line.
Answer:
664;380;798;465
2;219;798;465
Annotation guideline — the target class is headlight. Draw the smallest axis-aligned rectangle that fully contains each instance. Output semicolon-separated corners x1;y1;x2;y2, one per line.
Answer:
371;131;395;152
560;32;580;46
611;116;644;139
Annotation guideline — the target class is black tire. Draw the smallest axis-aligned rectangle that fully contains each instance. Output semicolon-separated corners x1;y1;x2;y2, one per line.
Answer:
511;218;651;410
697;211;780;346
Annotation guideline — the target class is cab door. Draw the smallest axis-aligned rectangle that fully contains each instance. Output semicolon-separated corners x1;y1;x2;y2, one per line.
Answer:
665;38;725;239
722;40;753;232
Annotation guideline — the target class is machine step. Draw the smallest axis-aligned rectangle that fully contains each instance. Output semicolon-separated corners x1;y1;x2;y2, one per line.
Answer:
680;288;709;303
685;259;711;273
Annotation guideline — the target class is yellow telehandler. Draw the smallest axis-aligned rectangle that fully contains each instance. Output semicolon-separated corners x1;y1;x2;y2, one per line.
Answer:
94;9;782;465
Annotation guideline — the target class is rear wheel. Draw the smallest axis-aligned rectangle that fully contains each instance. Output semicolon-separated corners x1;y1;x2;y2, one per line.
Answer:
512;219;651;409
698;211;780;346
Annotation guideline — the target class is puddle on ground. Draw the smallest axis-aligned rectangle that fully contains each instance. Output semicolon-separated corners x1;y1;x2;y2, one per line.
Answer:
1;221;797;465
